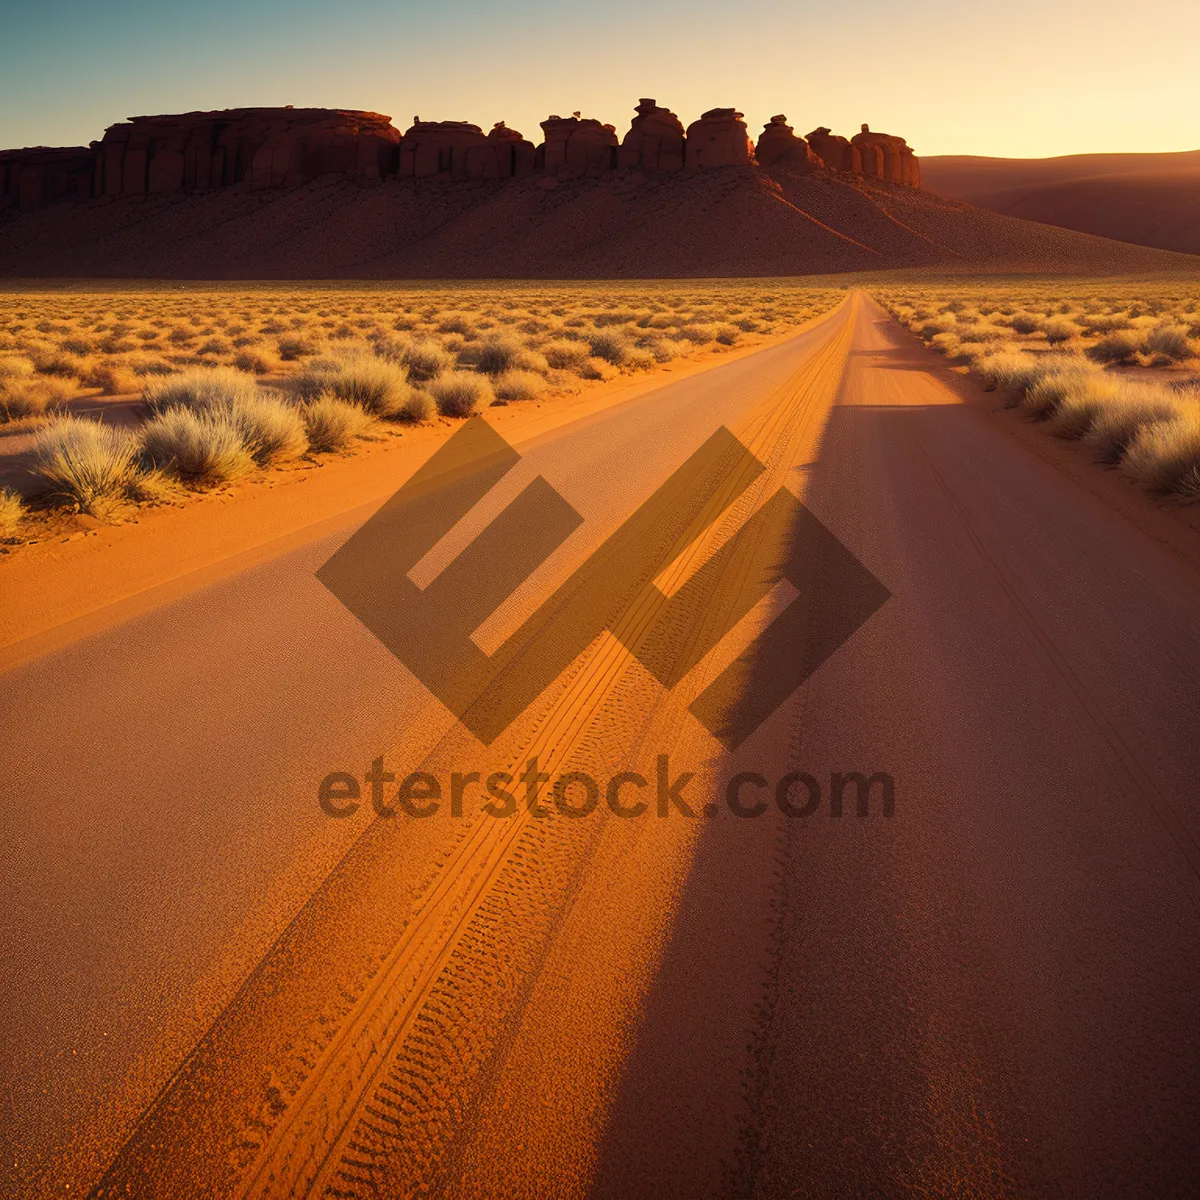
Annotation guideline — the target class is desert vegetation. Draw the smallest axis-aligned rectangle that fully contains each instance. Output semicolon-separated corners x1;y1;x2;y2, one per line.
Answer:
876;283;1200;499
0;283;841;538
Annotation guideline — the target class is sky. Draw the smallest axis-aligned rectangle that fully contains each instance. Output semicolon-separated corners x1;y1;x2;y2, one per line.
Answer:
1;0;1198;159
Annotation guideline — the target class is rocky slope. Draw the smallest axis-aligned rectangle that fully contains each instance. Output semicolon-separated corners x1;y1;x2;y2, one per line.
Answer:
1;161;1194;279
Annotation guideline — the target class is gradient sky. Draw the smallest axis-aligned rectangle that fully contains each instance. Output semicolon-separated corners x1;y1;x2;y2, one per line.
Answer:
2;0;1198;159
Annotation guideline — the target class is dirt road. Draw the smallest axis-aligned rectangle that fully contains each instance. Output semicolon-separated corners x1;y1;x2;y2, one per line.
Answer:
3;295;1198;1198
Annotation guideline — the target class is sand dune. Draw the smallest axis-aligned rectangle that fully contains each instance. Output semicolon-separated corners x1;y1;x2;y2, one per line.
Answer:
922;150;1200;255
2;165;1194;279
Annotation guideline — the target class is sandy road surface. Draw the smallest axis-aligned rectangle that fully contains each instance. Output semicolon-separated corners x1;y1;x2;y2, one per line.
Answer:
2;295;1199;1198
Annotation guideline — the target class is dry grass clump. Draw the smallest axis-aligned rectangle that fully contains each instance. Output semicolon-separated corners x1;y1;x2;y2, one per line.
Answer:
143;366;259;412
430;371;494;417
492;370;547;401
32;418;143;515
878;283;1200;499
0;486;23;536
141;408;256;484
303;396;374;453
1122;407;1200;496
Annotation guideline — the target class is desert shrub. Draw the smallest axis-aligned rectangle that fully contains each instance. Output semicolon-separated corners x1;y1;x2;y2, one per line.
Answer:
1051;375;1123;438
715;324;742;346
0;355;36;382
1121;406;1200;496
0;375;81;420
589;330;631;364
1008;313;1041;335
1086;332;1141;365
1143;326;1196;362
624;348;657;371
429;370;493;417
86;362;142;395
642;337;681;364
303;395;373;452
143;366;259;412
1083;383;1181;462
580;357;619;381
471;335;526;375
0;487;22;536
677;323;719;345
32;417;143;514
492;370;546;401
278;333;320;360
1039;316;1079;345
315;355;421;420
402;340;455;382
544;339;592;371
228;393;308;464
1022;361;1100;420
436;312;477;336
233;349;277;375
974;350;1042;396
140;408;255;484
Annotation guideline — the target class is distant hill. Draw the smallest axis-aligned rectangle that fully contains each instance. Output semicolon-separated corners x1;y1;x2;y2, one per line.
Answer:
1;165;1196;279
921;151;1200;255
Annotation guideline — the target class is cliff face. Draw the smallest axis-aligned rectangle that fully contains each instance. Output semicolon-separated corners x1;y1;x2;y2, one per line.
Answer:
0;101;923;210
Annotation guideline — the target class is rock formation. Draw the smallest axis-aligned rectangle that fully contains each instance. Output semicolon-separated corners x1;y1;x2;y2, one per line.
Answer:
754;116;818;169
93;108;400;197
618;99;686;172
397;120;534;179
805;128;861;175
851;124;920;186
538;115;619;178
0;147;95;210
684;109;755;168
0;103;920;210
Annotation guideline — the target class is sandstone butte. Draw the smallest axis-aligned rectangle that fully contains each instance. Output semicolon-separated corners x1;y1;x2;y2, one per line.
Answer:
0;101;921;210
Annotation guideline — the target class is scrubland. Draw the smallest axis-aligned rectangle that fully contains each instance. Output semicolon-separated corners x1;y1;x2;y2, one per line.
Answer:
876;283;1200;499
0;284;841;535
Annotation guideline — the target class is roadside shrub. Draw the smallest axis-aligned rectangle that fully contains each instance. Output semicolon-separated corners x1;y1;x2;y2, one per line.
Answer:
974;350;1042;397
0;487;23;536
141;407;255;484
1051;375;1123;438
1083;383;1181;462
589;330;631;364
677;323;718;345
229;394;308;464
1022;361;1099;420
303;395;373;453
543;339;592;371
715;324;742;346
429;370;493;417
143;366;258;412
1121;407;1200;496
32;417;142;515
492;370;546;401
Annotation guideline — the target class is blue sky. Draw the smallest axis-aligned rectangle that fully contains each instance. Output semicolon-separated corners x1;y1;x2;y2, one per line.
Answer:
2;0;1198;158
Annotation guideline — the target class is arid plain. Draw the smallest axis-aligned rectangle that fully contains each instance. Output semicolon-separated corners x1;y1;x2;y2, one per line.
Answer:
2;87;1200;1200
